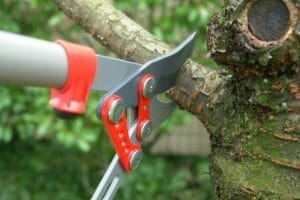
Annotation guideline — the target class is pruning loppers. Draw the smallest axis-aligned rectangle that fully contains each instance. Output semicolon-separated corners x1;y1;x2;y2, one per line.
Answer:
0;31;197;199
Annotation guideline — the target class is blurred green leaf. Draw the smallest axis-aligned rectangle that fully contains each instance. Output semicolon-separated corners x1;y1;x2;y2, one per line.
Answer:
77;139;90;152
0;127;13;143
48;13;63;27
188;9;198;23
153;26;164;39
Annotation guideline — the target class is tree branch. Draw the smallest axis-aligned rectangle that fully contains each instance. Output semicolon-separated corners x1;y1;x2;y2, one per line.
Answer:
52;0;226;121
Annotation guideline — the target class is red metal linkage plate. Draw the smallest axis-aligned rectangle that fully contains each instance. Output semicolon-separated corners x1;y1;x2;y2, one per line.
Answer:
101;95;141;172
136;74;153;141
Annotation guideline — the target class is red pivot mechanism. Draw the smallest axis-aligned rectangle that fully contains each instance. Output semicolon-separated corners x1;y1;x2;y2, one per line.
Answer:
101;74;156;172
101;95;142;172
136;74;156;141
49;40;97;116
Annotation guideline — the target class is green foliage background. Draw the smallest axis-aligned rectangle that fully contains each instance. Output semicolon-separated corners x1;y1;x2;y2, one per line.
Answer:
0;0;219;199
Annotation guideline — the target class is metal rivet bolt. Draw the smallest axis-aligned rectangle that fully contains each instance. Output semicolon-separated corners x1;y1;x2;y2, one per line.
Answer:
108;99;125;124
143;77;157;98
130;150;143;170
141;120;153;140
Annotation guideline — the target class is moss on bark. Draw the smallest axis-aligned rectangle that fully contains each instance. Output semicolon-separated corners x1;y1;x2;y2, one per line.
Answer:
205;1;300;198
208;72;300;199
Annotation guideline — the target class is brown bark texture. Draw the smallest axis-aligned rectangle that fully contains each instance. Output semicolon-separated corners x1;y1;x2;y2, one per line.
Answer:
207;0;300;199
52;0;300;199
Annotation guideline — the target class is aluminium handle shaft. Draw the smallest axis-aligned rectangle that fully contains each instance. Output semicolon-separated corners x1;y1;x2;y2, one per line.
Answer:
0;31;68;88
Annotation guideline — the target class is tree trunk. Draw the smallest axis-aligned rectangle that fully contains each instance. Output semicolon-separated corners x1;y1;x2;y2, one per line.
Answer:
207;0;300;199
53;0;300;199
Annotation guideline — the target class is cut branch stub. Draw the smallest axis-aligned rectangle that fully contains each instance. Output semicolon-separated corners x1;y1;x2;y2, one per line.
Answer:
242;0;298;47
247;0;290;42
207;0;300;72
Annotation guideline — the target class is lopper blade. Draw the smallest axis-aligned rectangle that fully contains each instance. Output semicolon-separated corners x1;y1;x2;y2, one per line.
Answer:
92;55;141;92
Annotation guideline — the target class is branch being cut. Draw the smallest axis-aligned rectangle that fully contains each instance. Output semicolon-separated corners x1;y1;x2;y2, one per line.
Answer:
52;0;226;122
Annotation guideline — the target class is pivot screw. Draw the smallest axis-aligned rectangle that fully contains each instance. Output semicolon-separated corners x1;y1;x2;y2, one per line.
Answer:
143;77;156;98
108;99;125;124
141;120;153;140
130;150;143;170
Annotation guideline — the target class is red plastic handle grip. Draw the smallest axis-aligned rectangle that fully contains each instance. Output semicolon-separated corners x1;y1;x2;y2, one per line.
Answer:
49;40;97;114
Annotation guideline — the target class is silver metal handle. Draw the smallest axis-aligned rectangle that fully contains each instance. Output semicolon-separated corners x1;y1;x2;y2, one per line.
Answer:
0;31;68;88
91;155;125;200
91;109;139;200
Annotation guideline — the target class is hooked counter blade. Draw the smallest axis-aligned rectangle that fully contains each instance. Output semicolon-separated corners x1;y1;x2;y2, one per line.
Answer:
92;55;141;92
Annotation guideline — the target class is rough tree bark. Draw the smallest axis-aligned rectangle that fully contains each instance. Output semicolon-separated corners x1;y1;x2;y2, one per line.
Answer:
52;0;299;199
